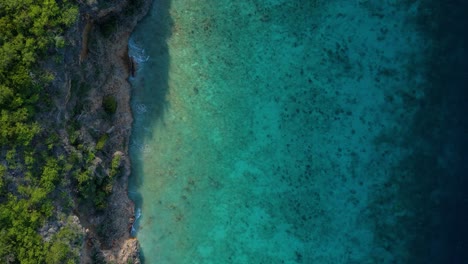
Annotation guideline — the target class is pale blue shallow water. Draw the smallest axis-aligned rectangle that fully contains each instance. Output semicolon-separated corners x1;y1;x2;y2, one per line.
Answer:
126;0;452;263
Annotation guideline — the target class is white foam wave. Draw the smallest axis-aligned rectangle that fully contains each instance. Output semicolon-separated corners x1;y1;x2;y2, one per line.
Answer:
135;208;142;219
129;38;150;65
135;103;148;114
130;208;141;236
131;208;142;236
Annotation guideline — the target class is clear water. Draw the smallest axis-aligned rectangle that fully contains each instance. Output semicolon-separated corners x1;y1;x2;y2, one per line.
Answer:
128;0;468;263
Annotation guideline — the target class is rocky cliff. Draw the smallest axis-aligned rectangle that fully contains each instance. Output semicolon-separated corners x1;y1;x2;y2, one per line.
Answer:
56;0;152;263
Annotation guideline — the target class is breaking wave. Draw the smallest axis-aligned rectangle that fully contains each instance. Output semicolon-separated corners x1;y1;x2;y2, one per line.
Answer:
131;208;142;236
134;103;148;114
129;38;150;65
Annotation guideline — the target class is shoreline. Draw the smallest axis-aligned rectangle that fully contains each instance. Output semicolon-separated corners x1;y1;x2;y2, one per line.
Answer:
65;0;153;262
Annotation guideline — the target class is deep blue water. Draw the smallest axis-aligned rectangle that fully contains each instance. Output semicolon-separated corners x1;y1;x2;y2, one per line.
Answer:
423;1;468;262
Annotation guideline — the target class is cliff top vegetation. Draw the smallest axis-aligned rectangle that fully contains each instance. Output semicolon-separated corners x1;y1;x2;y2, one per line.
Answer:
0;1;86;263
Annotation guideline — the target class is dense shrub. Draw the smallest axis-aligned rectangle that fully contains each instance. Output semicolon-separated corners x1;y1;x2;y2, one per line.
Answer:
0;0;80;262
103;95;117;115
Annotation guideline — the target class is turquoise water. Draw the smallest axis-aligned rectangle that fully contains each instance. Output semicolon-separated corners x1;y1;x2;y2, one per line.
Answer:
127;0;458;263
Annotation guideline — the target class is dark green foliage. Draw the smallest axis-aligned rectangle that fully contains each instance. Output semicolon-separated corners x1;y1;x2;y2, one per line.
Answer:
0;0;78;146
0;156;69;262
0;165;5;190
99;16;118;38
103;95;117;115
125;0;144;16
45;225;82;264
70;148;114;211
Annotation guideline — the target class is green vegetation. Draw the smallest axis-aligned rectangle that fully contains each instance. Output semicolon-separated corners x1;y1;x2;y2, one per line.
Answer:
103;95;117;115
45;219;82;264
0;157;73;263
96;134;109;151
74;149;117;210
0;1;89;263
99;16;118;38
0;0;132;262
110;154;122;178
0;0;78;146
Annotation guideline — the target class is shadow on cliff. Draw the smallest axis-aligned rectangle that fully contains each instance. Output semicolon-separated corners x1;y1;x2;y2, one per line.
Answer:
126;0;173;261
129;0;173;124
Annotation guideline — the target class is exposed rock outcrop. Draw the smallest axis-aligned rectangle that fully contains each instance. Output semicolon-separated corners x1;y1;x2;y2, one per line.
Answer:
61;0;153;263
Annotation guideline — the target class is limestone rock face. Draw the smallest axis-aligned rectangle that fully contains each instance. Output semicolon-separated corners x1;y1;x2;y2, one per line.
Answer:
117;238;141;264
67;0;153;263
